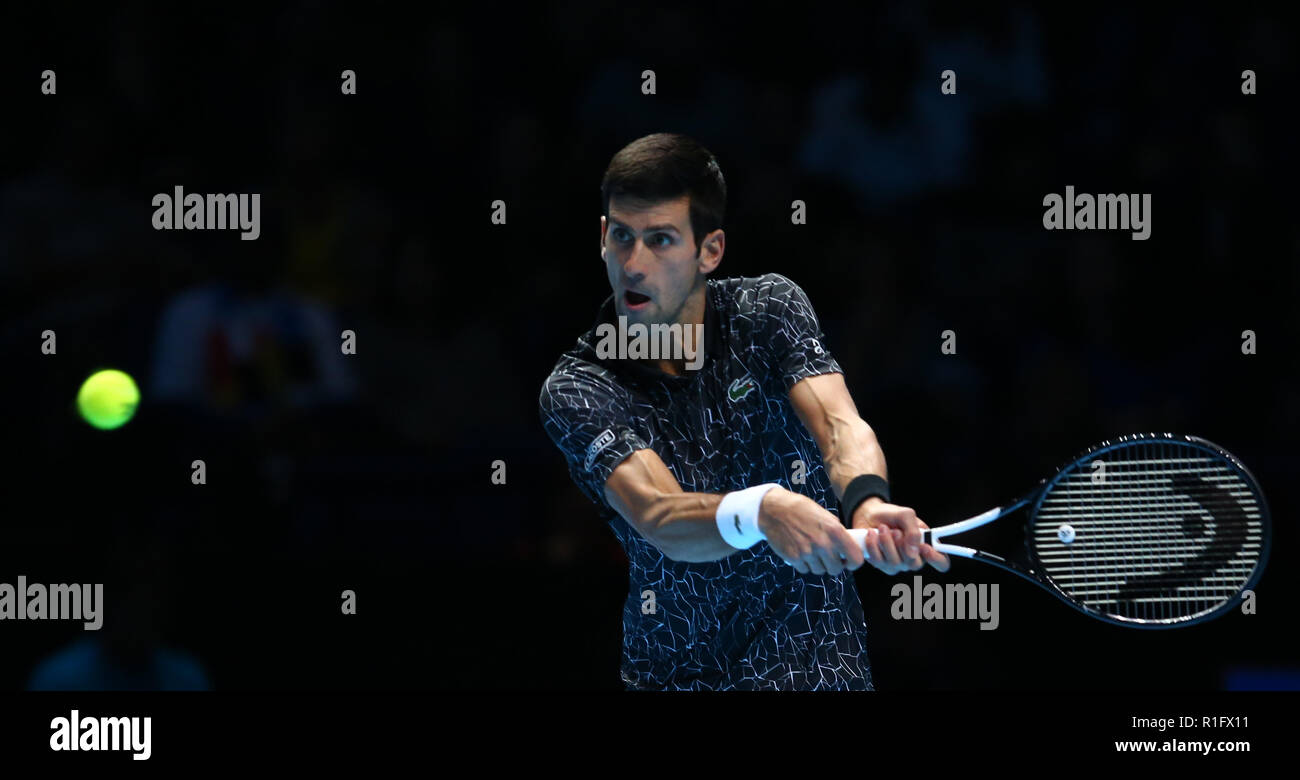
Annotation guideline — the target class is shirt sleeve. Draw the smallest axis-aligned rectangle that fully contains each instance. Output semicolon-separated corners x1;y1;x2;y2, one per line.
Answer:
539;365;651;512
757;273;843;390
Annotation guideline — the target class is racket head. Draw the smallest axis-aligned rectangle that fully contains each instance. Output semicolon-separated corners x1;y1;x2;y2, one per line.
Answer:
1024;433;1270;628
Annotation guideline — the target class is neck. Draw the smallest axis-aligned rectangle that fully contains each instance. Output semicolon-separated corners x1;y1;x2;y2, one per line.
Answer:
651;284;706;377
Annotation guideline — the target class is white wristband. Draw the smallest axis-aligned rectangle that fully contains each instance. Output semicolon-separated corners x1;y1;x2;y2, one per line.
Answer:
716;484;781;549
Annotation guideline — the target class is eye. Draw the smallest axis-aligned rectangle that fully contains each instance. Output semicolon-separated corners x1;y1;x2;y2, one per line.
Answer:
612;227;631;244
649;234;672;247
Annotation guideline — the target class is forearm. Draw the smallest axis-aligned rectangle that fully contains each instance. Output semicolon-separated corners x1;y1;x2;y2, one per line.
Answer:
637;490;739;562
788;374;889;504
819;411;888;501
641;485;843;564
604;449;758;563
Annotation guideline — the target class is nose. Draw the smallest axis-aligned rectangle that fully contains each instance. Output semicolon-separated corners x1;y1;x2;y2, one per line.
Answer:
621;237;650;281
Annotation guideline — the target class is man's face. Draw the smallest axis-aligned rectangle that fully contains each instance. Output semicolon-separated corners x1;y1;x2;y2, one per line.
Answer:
601;195;722;325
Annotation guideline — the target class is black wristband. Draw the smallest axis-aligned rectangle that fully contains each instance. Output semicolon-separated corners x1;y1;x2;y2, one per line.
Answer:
841;474;891;525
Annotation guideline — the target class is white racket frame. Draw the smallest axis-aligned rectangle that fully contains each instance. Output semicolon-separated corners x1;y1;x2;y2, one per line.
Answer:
845;504;1016;560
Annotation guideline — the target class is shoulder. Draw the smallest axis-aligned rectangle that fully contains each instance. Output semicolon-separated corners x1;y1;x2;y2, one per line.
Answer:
713;273;809;312
539;349;631;414
712;274;815;342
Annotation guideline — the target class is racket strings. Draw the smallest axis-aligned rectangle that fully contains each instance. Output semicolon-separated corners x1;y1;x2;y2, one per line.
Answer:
1030;439;1264;623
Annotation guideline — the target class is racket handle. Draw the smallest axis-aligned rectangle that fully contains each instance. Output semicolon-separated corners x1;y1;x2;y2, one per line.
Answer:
793;527;897;567
847;527;884;555
846;526;974;560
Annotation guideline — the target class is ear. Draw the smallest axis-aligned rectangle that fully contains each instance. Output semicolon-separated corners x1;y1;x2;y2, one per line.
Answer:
696;228;725;274
599;216;608;260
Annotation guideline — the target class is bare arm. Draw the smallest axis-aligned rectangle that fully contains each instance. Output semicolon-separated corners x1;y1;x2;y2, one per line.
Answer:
789;373;949;573
602;449;734;563
602;448;864;573
788;372;888;500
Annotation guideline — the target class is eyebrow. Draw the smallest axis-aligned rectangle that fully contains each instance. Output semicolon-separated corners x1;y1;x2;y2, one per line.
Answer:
609;219;681;234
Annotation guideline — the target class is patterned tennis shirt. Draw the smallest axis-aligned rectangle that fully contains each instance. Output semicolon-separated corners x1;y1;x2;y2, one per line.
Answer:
539;273;873;690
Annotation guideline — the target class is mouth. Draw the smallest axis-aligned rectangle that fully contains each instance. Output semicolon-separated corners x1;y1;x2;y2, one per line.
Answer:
624;290;652;309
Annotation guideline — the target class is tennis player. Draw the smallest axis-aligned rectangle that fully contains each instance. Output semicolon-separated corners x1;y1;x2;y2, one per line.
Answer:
539;133;949;691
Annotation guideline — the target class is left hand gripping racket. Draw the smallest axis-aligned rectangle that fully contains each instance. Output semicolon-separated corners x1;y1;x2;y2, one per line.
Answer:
847;433;1271;628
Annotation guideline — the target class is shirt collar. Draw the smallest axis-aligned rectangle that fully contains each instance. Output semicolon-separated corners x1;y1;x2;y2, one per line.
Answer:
587;281;724;381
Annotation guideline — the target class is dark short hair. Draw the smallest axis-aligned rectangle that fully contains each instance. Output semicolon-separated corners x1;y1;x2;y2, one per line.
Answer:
600;133;726;256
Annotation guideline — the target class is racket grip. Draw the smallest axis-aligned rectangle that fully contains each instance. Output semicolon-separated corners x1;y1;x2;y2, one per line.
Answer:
847;527;883;555
846;526;913;565
801;527;892;567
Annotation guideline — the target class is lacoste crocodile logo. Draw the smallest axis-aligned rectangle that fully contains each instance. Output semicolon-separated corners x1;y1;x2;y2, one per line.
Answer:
728;377;757;402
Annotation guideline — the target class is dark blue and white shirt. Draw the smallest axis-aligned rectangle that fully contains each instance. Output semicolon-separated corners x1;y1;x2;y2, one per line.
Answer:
539;274;873;690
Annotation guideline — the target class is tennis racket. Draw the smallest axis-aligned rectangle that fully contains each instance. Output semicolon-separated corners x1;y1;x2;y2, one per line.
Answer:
846;433;1270;628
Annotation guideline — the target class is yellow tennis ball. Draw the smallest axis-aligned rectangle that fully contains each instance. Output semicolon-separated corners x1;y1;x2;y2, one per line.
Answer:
77;369;140;430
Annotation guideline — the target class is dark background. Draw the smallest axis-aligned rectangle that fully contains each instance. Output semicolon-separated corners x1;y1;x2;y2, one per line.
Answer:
0;3;1295;690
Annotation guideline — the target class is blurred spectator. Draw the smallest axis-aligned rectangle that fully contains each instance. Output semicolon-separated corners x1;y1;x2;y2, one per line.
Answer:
27;538;211;692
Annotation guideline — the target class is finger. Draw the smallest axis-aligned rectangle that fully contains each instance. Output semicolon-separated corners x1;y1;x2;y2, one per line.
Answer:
817;544;845;576
863;528;883;567
887;529;914;572
779;547;807;572
865;529;902;575
906;530;925;569
892;527;923;570
896;510;923;564
803;553;827;576
877;527;903;570
920;543;950;573
911;520;928;568
833;527;865;570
